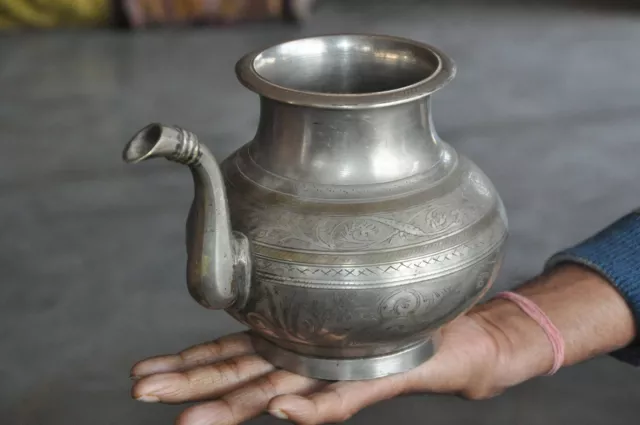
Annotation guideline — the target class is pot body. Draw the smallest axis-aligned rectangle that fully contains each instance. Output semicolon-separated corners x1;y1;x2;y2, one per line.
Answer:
222;142;507;370
214;34;508;379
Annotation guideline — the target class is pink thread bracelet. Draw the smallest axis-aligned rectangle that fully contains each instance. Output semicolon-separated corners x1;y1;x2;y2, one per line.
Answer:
495;291;565;375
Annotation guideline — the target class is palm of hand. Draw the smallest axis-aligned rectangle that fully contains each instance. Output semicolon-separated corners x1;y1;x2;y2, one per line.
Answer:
131;315;501;425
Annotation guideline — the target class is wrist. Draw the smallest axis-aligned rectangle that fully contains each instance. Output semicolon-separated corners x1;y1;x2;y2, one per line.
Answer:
468;264;636;388
468;289;554;389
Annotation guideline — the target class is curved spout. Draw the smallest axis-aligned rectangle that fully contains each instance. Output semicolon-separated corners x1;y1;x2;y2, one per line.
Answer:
123;123;251;310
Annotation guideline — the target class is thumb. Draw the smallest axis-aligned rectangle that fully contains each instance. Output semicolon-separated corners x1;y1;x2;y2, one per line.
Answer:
268;375;408;425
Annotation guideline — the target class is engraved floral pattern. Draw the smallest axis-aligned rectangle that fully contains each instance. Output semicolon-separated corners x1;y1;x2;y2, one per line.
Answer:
252;220;505;285
333;221;381;245
235;250;504;349
245;284;360;345
379;289;423;319
227;179;495;252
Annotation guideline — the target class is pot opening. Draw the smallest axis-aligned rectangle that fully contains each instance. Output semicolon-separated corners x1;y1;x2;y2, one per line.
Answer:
236;34;454;108
251;35;441;95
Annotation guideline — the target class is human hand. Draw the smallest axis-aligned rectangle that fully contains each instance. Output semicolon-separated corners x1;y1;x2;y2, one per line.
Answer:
130;265;637;425
130;313;519;425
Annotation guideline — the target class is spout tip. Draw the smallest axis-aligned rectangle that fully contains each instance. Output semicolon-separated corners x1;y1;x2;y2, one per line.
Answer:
122;123;164;164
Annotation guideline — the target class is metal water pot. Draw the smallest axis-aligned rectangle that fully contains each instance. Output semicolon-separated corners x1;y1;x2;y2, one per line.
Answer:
122;34;508;381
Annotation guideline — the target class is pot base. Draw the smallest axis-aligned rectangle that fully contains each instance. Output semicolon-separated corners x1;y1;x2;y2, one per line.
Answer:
251;335;435;381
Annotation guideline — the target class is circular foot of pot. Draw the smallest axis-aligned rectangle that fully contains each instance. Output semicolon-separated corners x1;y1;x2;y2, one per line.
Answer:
252;336;434;381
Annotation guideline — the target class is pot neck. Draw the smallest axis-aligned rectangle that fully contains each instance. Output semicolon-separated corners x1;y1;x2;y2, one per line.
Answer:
249;97;445;186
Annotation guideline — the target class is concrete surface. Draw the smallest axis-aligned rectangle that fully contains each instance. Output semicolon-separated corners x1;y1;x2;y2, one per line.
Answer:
1;0;639;424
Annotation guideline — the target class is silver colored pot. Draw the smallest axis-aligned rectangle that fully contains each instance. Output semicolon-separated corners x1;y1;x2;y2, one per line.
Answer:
122;34;508;381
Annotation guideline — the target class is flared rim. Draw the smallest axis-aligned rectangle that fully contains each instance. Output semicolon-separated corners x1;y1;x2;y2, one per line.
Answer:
234;33;456;109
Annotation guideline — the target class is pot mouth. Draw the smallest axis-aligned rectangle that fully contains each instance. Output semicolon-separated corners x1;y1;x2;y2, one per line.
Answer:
235;33;456;109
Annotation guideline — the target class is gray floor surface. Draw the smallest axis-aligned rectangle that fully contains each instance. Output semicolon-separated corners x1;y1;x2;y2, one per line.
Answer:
2;0;640;424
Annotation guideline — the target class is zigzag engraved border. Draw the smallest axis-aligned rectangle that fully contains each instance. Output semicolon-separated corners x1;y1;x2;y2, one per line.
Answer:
254;223;507;287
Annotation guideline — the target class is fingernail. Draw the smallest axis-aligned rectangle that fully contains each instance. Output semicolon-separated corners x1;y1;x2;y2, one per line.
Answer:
136;395;160;403
134;374;176;397
269;409;289;420
130;374;141;381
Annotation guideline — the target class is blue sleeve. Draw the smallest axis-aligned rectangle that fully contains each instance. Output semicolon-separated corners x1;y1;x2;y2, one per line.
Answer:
544;210;640;366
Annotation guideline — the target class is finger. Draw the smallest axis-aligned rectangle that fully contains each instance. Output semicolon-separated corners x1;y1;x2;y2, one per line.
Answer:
132;354;275;403
177;370;326;425
131;333;254;378
269;374;408;425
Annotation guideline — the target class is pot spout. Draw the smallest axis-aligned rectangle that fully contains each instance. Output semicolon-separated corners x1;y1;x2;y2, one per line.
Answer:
123;123;251;310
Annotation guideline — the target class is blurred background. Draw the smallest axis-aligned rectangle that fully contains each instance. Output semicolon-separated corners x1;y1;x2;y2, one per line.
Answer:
1;0;640;424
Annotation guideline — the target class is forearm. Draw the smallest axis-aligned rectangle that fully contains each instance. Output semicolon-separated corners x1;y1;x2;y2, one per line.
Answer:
470;264;636;387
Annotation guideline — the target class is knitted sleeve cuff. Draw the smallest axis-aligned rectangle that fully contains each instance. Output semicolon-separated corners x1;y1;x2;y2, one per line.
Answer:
544;210;640;366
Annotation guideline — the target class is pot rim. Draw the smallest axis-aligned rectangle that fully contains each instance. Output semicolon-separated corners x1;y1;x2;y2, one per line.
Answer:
234;33;456;110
